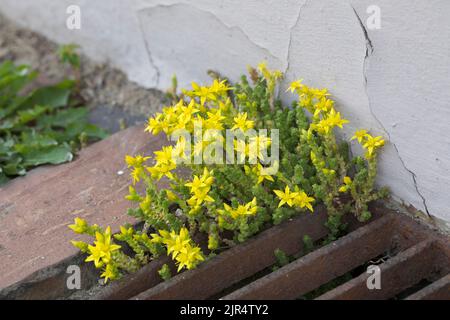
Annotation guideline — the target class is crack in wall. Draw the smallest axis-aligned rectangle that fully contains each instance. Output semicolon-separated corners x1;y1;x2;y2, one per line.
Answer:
136;3;280;70
285;0;308;75
188;5;280;60
350;5;431;217
136;8;161;87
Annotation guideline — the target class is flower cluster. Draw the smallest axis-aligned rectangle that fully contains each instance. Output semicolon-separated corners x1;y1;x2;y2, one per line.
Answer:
70;62;388;283
218;197;258;220
85;227;121;269
351;130;385;158
185;168;215;214
152;228;204;271
273;186;315;212
287;80;388;235
147;146;178;180
125;155;150;184
70;220;122;282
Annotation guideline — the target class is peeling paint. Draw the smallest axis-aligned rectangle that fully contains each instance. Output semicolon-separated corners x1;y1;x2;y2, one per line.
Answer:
285;0;308;74
350;5;430;217
136;3;283;88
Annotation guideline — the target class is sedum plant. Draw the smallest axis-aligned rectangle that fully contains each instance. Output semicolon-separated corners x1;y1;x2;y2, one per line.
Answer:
70;63;388;283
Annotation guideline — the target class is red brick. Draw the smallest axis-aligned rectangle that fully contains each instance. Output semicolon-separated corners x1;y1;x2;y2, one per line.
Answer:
0;125;166;289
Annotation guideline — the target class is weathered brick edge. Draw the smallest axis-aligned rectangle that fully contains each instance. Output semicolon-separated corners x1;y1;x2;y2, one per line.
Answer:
0;125;166;290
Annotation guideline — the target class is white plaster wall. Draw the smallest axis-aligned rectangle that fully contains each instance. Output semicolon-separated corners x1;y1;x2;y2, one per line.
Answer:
1;0;449;228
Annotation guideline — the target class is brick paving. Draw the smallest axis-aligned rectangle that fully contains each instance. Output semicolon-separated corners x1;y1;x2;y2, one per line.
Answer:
0;125;165;289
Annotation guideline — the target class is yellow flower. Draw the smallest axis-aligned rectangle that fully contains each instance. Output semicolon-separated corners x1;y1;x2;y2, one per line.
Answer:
244;163;274;184
351;129;369;143
119;226;134;237
322;168;336;176
155;228;204;272
274;186;314;211
309;87;330;100
130;166;144;184
204;110;226;130
234;139;250;162
293;191;315;212
139;194;152;213
147;163;175;181
339;176;353;193
363;135;385;157
193;139;210;157
299;95;313;109
257;62;282;83
166;190;178;201
249;135;271;161
218;198;258;219
187;190;215;208
241;197;258;216
218;98;232;113
313;97;334;117
175;243;204;272
312;108;349;135
146;146;177;180
68;217;88;234
273;70;283;80
173;136;189;162
199;167;214;186
257;61;270;79
286;79;304;94
218;203;234;217
125;185;142;202
209;79;231;96
185;168;215;207
85;227;121;268
185;175;208;194
274;185;298;208
86;245;106;268
154;146;174;165
101;264;118;283
231;112;254;132
145;113;164;135
164;228;191;259
125;154;150;168
312;119;332;135
234;198;258;218
70;240;89;252
150;232;164;244
344;176;352;185
181;99;200;117
185;168;214;196
289;82;332;113
190;82;216;105
326;108;349;129
125;155;150;184
145;99;202;135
